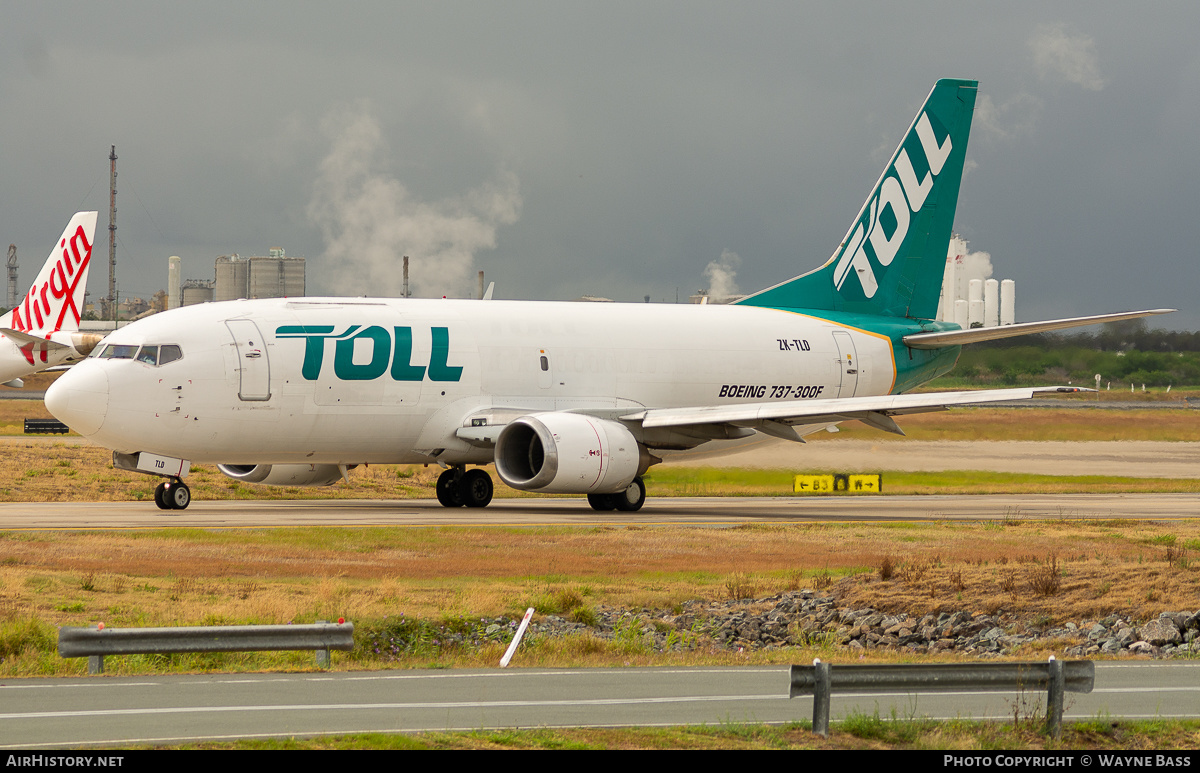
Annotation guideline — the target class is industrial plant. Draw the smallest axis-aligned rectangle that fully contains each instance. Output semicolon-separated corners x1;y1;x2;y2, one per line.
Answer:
168;250;306;309
937;235;1016;329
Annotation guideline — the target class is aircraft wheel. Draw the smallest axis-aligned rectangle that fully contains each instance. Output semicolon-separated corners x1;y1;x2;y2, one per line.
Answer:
154;482;170;510
165;480;191;510
587;493;617;511
460;469;493;508
613;477;646;512
436;469;464;507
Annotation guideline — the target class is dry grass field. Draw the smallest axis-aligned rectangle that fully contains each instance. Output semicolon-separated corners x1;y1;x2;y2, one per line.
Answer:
2;518;1197;673
1;379;1198;682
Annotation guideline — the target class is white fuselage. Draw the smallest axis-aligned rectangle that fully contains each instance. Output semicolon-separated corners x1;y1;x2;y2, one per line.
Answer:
47;297;896;466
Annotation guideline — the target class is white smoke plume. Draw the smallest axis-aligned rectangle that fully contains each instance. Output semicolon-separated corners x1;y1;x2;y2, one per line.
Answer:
308;104;521;298
947;237;994;300
960;249;993;286
973;92;1043;143
703;249;742;301
1029;23;1106;91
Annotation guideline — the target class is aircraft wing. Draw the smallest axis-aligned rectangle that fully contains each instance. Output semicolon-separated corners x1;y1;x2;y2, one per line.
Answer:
621;386;1088;442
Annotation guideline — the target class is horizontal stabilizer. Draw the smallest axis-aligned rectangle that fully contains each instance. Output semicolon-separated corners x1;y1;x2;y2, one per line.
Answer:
903;309;1176;349
1;328;70;352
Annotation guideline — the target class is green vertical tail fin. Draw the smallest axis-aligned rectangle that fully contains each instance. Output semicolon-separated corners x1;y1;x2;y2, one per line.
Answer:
738;78;977;319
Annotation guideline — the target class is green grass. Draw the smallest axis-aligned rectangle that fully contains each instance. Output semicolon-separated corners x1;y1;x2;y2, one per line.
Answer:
644;467;1200;496
156;718;1200;749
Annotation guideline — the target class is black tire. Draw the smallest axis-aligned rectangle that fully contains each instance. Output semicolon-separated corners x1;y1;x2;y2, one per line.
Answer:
436;469;464;507
460;469;493;508
587;493;617;511
167;481;191;510
613;477;646;512
154;482;170;510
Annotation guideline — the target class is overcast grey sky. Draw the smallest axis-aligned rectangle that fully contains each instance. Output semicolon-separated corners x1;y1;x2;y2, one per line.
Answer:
3;1;1196;328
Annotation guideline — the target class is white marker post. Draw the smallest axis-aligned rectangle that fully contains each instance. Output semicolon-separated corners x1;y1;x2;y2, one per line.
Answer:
500;607;535;668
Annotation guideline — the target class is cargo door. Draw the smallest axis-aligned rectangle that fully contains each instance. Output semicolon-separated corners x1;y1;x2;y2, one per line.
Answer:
832;330;859;398
226;319;271;401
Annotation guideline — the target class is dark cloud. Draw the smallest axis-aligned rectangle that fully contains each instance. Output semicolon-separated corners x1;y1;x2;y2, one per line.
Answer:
1;1;1195;328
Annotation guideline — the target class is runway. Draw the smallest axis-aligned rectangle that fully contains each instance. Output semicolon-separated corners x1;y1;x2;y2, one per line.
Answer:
2;492;1199;529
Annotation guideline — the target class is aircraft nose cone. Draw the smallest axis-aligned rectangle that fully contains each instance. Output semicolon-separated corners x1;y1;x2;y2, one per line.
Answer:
45;364;108;436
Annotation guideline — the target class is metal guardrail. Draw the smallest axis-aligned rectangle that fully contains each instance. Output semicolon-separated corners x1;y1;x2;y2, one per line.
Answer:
790;657;1095;738
24;418;70;434
58;621;355;674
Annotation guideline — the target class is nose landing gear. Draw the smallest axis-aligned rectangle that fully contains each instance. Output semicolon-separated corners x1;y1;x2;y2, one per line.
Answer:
112;453;193;512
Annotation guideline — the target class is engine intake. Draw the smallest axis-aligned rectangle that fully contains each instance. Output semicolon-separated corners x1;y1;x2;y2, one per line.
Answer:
494;413;645;494
217;463;348;487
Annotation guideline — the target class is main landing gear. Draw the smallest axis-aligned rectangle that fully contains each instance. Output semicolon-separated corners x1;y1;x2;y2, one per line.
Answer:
436;467;494;508
434;468;646;512
587;477;646;513
154;478;191;511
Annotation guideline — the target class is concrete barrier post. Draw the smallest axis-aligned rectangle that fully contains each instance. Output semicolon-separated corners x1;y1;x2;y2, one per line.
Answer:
1046;656;1064;739
812;658;831;737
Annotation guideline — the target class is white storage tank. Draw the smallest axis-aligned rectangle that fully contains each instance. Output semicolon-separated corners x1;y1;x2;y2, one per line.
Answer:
1001;279;1016;325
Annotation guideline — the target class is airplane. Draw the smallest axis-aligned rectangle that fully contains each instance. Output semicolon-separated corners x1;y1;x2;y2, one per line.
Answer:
45;79;1172;511
1;212;103;387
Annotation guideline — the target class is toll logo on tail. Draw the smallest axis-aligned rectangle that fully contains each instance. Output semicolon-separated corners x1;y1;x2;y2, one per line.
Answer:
737;78;976;320
832;111;953;299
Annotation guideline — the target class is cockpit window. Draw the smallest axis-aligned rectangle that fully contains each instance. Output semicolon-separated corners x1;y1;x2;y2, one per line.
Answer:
98;344;138;359
159;345;183;365
95;343;183;366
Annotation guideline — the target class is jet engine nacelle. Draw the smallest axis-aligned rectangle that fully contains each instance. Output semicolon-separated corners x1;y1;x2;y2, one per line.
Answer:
217;463;346;487
70;332;106;358
494;413;645;494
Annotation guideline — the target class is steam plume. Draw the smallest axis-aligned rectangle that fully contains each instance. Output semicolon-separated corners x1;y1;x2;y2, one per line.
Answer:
308;104;521;298
703;249;742;301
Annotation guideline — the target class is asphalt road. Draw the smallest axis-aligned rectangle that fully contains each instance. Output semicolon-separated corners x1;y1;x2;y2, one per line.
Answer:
3;662;1198;748
2;492;1200;529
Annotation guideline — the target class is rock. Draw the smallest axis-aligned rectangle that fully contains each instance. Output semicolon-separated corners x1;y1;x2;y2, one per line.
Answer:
441;592;1199;662
1138;618;1182;646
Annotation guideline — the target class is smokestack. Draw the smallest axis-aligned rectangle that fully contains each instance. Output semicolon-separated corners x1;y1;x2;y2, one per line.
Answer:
402;256;409;298
5;245;16;310
168;256;181;310
477;270;484;300
108;145;117;321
